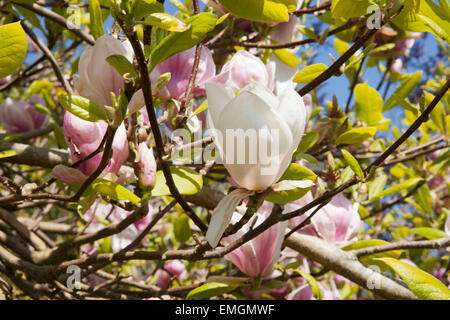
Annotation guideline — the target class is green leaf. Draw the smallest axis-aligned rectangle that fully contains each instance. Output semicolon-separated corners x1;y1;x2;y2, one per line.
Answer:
187;282;235;299
377;257;450;300
355;83;383;126
173;215;192;243
140;13;190;32
331;0;371;19
410;227;448;240
218;0;295;23
414;184;433;213
89;0;104;39
341;149;364;179
266;163;317;204
0;22;28;78
293;63;328;84
336;127;377;145
151;167;203;197
133;0;165;21
295;131;318;153
296;25;317;40
368;174;388;200
384;71;422;111
190;100;208;119
150;13;217;71
273;49;299;69
371;177;423;200
293;270;323;300
58;94;107;122
424;91;447;135
25;80;52;100
0;150;17;159
342;239;403;272
393;0;450;43
106;54;137;78
92;179;141;205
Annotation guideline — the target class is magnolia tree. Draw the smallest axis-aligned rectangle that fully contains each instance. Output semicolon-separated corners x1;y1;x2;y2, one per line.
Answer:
0;0;449;301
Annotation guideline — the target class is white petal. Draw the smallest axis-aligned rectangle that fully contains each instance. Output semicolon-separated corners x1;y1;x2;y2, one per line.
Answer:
272;179;315;191
205;82;234;128
126;89;145;117
205;188;254;248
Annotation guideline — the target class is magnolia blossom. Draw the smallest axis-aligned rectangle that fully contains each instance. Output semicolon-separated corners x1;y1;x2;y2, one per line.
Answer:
151;46;215;101
287;192;361;246
204;52;307;247
136;142;157;188
84;200;153;253
0;95;49;133
208;50;274;92
155;260;188;289
63;111;129;176
221;202;287;278
74;35;133;107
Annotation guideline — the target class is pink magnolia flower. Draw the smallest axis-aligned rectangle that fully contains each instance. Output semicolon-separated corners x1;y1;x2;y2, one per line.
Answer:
150;46;215;101
74;35;133;107
0;95;49;133
63;111;129;176
271;14;302;44
221;202;287;278
136;142;157;189
84;200;154;253
155;260;188;289
287;192;361;246
208;50;274;92
50;164;88;185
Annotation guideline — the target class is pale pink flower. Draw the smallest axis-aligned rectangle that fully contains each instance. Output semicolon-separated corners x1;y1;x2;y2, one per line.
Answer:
0;95;49;133
221;202;287;278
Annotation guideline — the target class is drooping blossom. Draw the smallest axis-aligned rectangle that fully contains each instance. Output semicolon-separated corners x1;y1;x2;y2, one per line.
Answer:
84;200;153;253
74;35;133;107
286;191;361;246
204;51;307;247
63;111;129;176
155;260;188;289
221;202;287;278
0;95;49;133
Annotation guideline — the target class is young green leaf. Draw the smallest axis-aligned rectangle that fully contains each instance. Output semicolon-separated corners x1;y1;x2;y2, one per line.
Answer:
341;149;364;179
173;215;192;243
151;167;203;197
0;22;28;78
293;64;328;84
377;257;450;300
187;282;235;299
336;127;377;145
354;83;383;126
218;0;295;23
409;227;447;240
150;13;217;71
293;270;323;300
92;179;141;205
384;71;422;111
266;163;317;204
140;13;190;32
58;94;107;122
89;0;104;39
